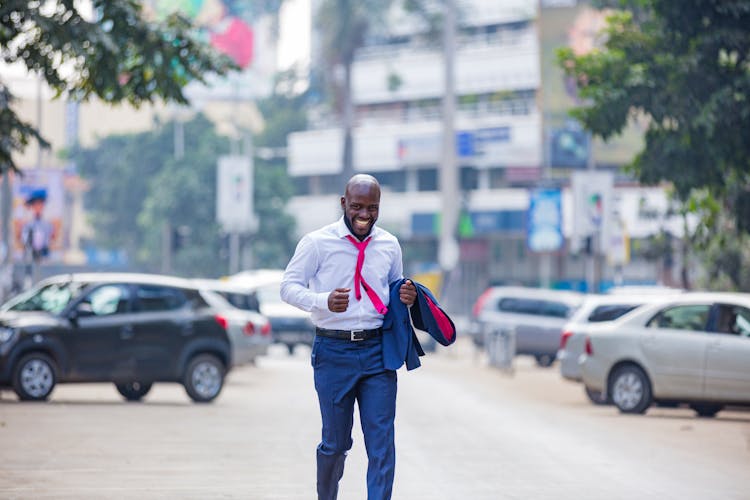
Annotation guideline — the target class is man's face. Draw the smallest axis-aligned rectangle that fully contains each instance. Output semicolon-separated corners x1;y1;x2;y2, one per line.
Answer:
29;200;45;217
341;183;380;239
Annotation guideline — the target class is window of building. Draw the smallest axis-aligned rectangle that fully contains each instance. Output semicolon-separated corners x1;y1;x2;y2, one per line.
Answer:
373;171;407;192
489;167;505;188
417;168;438;191
460;166;478;190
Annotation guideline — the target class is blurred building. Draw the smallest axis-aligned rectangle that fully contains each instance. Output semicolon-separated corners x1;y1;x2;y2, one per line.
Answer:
2;1;283;271
285;0;690;311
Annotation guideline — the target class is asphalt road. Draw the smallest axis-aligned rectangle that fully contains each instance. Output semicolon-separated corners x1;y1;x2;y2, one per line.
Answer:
1;338;749;499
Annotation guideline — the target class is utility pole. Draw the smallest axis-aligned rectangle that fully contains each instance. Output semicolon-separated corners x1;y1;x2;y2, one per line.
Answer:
438;0;459;296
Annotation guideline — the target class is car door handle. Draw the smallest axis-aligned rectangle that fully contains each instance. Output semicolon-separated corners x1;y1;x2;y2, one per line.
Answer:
120;325;134;340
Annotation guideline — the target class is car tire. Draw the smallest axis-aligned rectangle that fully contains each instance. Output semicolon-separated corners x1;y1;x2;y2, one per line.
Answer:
609;364;652;414
12;352;57;401
183;354;225;403
584;386;608;405
115;381;153;402
690;403;723;418
534;354;555;367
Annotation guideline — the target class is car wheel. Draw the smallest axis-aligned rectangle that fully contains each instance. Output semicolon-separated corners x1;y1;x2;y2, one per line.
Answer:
183;354;225;403
609;364;652;414
534;354;555;367
115;381;153;402
690;403;723;418
584;386;608;405
12;353;57;401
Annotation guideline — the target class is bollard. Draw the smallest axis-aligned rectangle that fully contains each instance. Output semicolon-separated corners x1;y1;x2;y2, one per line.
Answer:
485;326;516;374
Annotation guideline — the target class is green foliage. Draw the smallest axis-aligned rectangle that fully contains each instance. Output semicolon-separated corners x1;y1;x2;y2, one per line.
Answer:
75;114;230;276
557;0;750;290
0;0;235;173
74;72;307;275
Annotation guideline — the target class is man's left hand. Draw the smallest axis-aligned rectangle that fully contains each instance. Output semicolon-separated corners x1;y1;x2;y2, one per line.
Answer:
399;280;417;306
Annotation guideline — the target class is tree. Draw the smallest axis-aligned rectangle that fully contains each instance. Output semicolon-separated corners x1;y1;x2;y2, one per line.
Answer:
250;70;309;268
75;114;231;277
315;0;440;183
0;0;235;174
557;0;750;289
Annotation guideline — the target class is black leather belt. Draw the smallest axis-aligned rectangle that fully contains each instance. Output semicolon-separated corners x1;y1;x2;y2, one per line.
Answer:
315;327;382;341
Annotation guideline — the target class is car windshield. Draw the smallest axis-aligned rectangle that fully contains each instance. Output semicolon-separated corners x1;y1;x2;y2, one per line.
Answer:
2;281;88;314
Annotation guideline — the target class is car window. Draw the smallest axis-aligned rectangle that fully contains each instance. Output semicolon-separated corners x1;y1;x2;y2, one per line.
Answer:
497;298;571;318
588;304;639;323
714;304;750;337
79;284;131;316
646;304;711;331
539;300;571;318
134;285;187;312
4;281;87;314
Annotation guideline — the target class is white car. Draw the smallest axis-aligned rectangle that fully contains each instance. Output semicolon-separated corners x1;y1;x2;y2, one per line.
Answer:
559;294;681;404
580;292;750;416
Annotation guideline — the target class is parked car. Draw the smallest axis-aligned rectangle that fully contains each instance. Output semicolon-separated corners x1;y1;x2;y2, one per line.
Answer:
228;269;315;355
192;279;272;366
0;273;232;403
470;286;584;367
580;292;750;416
558;293;677;404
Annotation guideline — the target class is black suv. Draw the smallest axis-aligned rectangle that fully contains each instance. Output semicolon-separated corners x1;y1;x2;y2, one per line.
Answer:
0;273;232;403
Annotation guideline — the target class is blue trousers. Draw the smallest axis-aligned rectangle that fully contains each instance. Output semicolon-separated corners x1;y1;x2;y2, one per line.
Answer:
312;335;397;500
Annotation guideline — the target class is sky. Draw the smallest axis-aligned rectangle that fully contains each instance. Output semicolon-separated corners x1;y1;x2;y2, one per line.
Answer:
277;0;312;71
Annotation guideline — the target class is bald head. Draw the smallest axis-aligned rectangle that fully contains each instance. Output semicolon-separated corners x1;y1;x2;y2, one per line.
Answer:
344;174;380;198
341;174;381;240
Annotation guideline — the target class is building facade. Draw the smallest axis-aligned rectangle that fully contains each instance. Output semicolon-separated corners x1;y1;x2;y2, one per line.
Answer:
285;0;690;313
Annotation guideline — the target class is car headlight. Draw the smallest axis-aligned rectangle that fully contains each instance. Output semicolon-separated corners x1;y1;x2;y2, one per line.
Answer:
0;327;15;344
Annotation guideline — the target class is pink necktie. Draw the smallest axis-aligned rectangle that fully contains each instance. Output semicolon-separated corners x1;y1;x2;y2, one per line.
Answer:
345;235;388;315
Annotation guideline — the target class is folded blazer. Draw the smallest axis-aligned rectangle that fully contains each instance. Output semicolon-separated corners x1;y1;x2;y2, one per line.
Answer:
381;278;456;371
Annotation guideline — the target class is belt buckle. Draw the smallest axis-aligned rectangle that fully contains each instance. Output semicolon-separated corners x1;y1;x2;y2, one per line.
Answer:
350;330;365;341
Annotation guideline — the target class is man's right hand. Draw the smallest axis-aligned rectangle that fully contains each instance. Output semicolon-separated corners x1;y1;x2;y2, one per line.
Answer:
328;288;351;312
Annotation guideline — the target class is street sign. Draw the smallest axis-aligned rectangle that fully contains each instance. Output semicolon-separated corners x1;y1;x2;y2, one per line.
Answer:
216;155;258;233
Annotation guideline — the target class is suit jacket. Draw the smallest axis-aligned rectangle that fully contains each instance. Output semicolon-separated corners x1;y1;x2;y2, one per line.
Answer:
382;278;456;371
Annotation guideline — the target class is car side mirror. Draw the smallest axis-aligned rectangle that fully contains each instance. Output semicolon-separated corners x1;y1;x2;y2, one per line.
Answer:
72;302;96;319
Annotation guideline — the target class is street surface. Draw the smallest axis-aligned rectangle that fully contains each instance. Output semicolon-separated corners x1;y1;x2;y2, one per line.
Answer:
1;337;749;499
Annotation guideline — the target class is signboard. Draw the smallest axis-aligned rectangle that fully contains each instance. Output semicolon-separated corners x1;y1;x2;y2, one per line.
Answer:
527;189;564;252
571;171;614;252
216;155;258;233
12;169;66;262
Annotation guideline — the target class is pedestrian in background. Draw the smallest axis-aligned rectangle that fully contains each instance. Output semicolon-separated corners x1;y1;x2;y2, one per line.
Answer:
281;174;417;500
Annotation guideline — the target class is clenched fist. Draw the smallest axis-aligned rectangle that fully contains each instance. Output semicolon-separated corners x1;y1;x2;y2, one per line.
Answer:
328;288;351;312
399;280;417;306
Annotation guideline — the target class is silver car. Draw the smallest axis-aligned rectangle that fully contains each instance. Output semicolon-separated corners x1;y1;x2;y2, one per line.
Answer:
194;282;272;367
580;292;750;416
559;294;676;404
472;286;584;367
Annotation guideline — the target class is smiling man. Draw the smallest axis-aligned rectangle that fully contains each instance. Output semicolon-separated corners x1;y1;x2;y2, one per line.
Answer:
281;174;416;500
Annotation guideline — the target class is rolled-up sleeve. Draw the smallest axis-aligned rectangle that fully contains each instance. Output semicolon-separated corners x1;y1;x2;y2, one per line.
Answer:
281;235;329;312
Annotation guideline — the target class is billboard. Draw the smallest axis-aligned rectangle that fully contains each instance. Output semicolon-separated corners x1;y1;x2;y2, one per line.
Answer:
527;188;564;253
12;169;66;262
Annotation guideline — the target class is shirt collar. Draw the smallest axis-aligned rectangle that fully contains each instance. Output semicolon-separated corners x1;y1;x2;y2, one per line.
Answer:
336;216;378;240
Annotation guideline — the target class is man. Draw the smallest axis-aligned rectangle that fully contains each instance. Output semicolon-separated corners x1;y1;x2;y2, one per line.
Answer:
281;174;417;500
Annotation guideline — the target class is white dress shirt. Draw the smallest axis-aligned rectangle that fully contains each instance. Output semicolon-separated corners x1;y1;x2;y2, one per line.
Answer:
281;217;404;330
